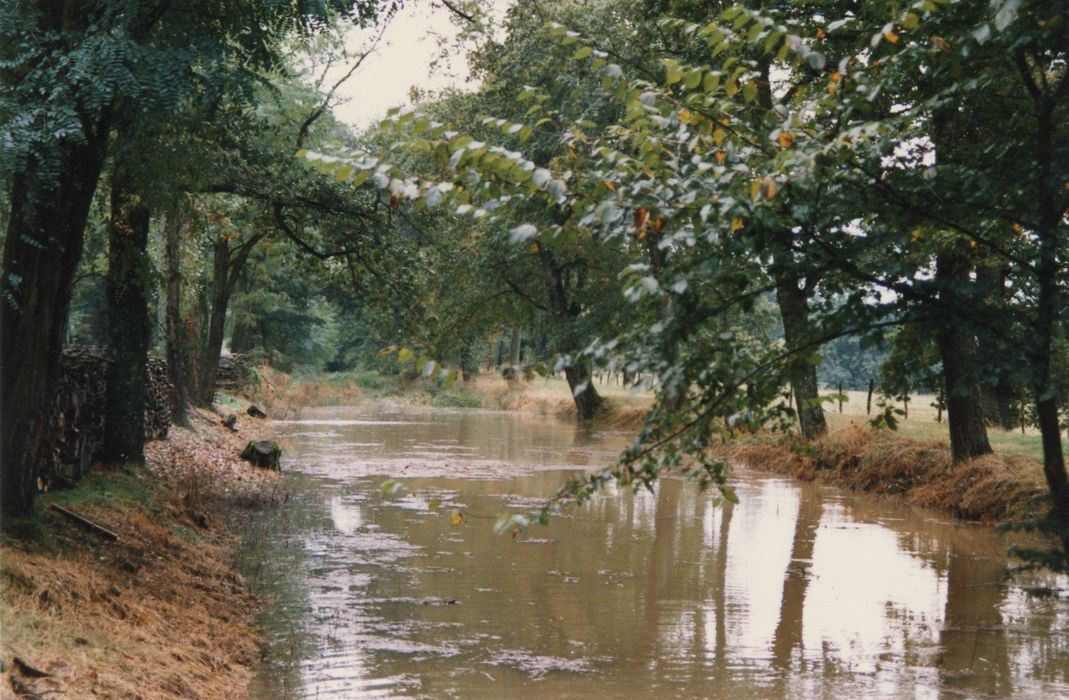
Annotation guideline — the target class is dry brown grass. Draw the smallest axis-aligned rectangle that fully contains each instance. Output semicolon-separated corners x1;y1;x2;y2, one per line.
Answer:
728;425;1048;524
471;374;652;428
1;407;279;699
244;365;365;417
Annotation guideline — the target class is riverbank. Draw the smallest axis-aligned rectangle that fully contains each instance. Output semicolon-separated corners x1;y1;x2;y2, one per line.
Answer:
245;367;653;427
727;421;1051;524
243;367;1057;526
0;407;280;698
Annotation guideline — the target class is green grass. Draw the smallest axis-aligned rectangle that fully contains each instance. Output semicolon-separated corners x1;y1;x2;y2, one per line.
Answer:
45;466;154;512
430;390;484;409
826;413;1063;468
215;391;244;407
349;370;399;393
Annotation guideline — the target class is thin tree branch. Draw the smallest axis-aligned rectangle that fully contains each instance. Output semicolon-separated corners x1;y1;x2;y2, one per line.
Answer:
296;21;391;148
439;0;476;24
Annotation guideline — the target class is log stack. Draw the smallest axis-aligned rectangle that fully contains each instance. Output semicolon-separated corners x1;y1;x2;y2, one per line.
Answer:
144;358;172;441
41;347;173;490
48;346;109;487
216;353;254;392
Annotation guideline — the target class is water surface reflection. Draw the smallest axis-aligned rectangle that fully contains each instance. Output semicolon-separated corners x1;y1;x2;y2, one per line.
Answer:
233;404;1069;698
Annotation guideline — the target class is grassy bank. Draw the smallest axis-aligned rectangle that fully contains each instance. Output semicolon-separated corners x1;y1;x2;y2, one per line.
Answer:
1;408;281;698
727;423;1052;524
247;367;653;426
244;366;1056;527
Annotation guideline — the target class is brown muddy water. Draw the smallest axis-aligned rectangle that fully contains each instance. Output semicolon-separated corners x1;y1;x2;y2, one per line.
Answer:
231;404;1069;698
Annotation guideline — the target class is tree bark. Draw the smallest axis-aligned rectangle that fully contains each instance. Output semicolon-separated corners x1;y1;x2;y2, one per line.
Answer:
196;231;266;404
0;133;109;518
935;253;993;463
564;362;603;421
508;326;522;382
163;205;192;425
535;243;603;421
101;158;152;465
197;237;231;405
1024;74;1069;551
775;273;827;440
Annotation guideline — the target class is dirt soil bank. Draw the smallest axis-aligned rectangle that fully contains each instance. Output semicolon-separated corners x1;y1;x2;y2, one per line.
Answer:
1;408;282;699
726;425;1050;524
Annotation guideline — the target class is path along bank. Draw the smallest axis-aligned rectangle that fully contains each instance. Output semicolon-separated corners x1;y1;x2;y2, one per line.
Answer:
1;408;280;698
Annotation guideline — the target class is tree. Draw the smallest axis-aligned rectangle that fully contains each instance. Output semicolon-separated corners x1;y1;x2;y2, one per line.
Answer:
303;0;1069;561
0;0;396;517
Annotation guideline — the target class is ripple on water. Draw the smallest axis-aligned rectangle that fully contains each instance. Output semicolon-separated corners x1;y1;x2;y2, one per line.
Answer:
484;649;607;679
244;406;1069;700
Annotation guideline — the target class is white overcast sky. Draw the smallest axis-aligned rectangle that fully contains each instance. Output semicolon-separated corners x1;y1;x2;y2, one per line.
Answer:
323;2;507;129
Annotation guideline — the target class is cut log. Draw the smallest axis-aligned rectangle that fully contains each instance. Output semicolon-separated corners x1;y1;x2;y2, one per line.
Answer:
246;404;267;419
221;414;238;432
240;441;281;470
49;503;119;541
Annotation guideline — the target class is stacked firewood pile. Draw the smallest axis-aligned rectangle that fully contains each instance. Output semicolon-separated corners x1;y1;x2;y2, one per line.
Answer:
216;353;254;392
144;358;171;440
42;347;173;489
48;346;109;487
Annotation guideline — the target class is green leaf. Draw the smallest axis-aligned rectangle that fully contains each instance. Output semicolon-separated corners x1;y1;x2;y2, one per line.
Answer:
763;29;782;54
663;59;684;85
333;164;354;182
574;46;593;59
742;80;758;102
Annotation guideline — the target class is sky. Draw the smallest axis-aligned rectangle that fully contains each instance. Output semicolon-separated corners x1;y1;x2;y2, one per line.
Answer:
323;2;488;129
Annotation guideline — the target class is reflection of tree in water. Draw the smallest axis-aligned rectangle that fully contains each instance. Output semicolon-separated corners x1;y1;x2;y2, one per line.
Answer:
641;480;738;688
711;498;734;676
939;551;1012;697
770;488;823;672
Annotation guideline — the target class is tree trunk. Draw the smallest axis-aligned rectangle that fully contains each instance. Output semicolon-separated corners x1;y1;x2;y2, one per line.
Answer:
197;237;231;405
935;253;992;463
775;273;827;440
101;160;152;465
564;362;603;421
994;376;1016;431
196;232;265;404
1026;85;1069;552
228;266;256;354
229;319;255;354
535;243;601;422
163;205;192;425
508;327;522;382
0;134;109;518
